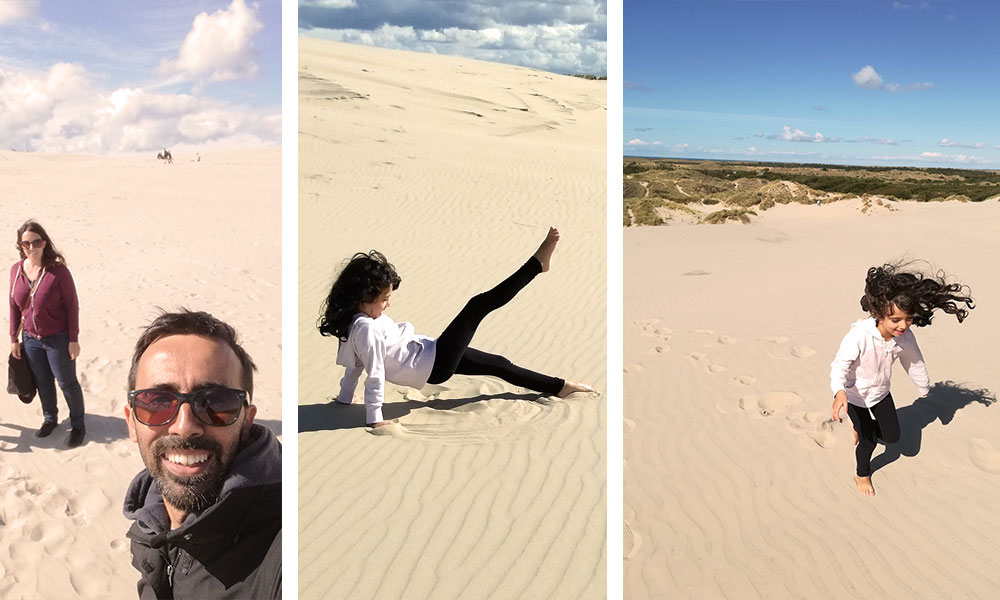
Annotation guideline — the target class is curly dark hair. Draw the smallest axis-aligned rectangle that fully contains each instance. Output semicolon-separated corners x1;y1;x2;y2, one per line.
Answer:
860;262;974;326
318;251;401;341
16;220;67;268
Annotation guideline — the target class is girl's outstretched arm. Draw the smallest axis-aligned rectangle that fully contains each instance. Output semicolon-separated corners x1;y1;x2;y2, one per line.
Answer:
336;362;362;405
355;320;388;426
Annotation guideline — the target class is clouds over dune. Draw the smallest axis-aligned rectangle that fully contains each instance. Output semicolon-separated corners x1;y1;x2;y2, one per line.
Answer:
300;0;606;75
0;0;277;153
852;65;933;92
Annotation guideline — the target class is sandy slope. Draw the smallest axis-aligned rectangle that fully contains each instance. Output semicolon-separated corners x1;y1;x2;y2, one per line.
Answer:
0;148;280;599
298;39;606;599
624;199;1000;598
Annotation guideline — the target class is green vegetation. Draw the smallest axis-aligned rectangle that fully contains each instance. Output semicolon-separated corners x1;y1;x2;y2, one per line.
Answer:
624;198;666;226
701;208;757;224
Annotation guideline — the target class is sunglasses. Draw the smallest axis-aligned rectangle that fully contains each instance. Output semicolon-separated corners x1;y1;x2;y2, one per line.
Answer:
19;239;45;249
128;387;249;427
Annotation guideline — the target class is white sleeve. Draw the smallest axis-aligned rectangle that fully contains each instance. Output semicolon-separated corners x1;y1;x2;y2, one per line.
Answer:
336;349;362;405
830;329;860;396
355;321;387;424
899;335;930;397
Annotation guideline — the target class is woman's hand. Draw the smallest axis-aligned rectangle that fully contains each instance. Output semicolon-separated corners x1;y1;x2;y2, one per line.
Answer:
10;342;20;360
68;342;81;360
831;390;848;422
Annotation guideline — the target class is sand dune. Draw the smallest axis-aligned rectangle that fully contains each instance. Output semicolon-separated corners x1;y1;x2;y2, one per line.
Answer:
299;39;606;599
625;199;1000;598
0;148;280;599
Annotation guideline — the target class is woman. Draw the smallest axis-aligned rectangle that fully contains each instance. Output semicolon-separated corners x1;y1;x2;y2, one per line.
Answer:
9;220;86;447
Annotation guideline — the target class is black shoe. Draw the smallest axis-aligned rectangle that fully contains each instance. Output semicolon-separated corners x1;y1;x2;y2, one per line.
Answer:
68;428;86;448
36;421;58;438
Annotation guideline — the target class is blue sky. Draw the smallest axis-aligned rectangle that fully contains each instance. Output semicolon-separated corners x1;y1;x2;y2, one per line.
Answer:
0;0;281;152
300;0;607;76
625;1;1000;168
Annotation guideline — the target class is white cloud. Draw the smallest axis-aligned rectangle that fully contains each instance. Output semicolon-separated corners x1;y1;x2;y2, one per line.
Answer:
920;152;944;158
770;126;828;143
939;138;983;149
852;65;933;93
157;0;264;90
301;0;357;7
0;0;38;25
0;63;279;153
852;65;883;89
627;138;649;146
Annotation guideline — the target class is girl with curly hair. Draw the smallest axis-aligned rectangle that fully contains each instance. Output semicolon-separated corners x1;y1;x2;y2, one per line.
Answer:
830;261;974;496
319;227;595;427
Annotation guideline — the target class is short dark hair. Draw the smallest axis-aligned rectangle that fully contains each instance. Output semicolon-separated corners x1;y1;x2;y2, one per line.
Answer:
128;309;258;398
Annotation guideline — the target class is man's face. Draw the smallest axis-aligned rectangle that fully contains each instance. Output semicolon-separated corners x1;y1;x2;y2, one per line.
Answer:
125;334;256;514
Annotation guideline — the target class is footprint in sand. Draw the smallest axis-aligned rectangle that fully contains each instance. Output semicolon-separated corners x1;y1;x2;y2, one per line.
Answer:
739;392;803;417
652;345;671;354
791;345;816;358
718;335;737;345
733;375;757;386
969;438;1000;474
761;336;789;345
687;352;707;361
635;318;661;326
706;364;726;374
623;418;636;433
623;364;643;374
624;520;641;560
654;327;673;336
785;412;837;448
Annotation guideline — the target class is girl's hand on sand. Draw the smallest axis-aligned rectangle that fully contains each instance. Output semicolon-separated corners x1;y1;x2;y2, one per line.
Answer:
831;391;848;422
68;342;80;360
11;342;20;360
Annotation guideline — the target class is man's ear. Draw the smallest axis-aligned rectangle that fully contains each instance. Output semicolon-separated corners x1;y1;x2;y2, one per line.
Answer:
124;403;139;442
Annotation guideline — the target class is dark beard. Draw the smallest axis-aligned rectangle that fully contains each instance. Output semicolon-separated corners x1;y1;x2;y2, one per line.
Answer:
144;435;229;514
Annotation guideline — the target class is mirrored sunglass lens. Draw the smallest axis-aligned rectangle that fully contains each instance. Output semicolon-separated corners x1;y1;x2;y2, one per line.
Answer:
135;391;180;425
192;389;243;426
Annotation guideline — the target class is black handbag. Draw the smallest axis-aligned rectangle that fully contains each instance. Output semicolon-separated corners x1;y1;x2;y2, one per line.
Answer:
7;264;44;404
7;350;36;403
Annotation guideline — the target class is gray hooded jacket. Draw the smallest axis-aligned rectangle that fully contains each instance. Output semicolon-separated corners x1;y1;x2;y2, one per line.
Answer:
122;424;281;599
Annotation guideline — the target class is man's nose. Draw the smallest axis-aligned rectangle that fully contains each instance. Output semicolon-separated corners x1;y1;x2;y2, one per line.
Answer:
169;402;205;437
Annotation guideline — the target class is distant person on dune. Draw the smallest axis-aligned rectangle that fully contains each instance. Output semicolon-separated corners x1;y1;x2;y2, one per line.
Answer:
830;262;974;497
319;227;597;428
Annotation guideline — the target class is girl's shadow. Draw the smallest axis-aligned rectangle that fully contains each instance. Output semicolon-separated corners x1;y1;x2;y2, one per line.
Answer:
872;380;996;473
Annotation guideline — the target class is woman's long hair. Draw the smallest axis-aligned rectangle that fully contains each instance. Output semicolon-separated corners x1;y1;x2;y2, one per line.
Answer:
16;220;66;268
860;261;974;326
318;251;401;341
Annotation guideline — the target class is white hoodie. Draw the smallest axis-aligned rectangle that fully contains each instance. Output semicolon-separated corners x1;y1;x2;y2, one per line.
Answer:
830;317;930;408
335;313;437;424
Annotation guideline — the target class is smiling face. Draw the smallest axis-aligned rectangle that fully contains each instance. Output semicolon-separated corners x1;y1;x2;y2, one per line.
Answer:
876;303;914;340
125;334;256;520
19;230;46;263
359;286;392;319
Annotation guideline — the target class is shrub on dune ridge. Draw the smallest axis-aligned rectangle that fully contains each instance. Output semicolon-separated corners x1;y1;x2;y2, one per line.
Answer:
701;208;757;224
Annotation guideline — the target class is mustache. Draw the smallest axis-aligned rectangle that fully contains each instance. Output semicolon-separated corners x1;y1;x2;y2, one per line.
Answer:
151;435;222;457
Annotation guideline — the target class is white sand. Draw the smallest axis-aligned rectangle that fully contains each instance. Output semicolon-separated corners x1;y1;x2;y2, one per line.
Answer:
0;148;280;599
298;39;606;599
624;199;1000;598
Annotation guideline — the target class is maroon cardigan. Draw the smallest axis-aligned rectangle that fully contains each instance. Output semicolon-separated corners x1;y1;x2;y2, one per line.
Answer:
9;261;80;343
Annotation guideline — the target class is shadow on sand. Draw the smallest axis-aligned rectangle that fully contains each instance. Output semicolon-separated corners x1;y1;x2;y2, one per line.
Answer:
872;380;996;473
299;392;543;433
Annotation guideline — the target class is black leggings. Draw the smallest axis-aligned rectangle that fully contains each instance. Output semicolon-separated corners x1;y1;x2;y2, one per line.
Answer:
426;257;564;395
847;393;901;477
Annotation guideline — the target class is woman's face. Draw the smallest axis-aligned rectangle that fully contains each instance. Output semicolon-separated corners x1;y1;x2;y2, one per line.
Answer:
359;286;392;319
20;230;46;262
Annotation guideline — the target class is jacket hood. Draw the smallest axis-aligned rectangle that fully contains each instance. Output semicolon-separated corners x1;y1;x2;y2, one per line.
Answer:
123;423;282;542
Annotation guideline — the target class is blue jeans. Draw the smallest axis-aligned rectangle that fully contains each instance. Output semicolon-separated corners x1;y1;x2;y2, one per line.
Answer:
22;331;86;429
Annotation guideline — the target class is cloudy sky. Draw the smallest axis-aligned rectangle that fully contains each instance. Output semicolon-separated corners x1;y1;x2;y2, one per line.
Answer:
299;0;607;76
0;0;280;153
625;1;1000;169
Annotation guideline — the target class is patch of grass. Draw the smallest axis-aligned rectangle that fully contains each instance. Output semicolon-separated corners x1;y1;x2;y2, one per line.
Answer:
701;208;757;224
624;198;666;226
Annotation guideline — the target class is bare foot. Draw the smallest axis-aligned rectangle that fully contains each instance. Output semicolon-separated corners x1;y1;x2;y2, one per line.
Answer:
532;227;560;272
557;380;596;397
855;475;875;497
